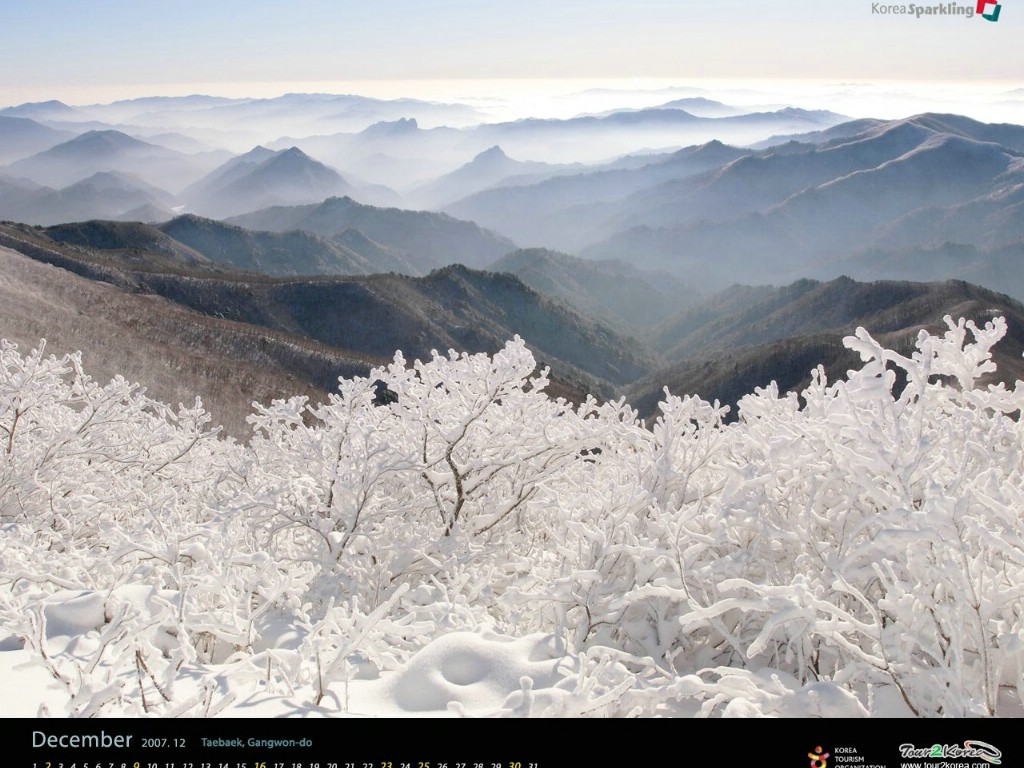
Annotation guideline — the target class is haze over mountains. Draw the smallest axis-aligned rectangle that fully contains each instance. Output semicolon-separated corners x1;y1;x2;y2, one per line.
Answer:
5;129;215;192
2;93;1020;306
0;93;848;222
227;196;516;272
449;113;1024;296
2;87;1024;436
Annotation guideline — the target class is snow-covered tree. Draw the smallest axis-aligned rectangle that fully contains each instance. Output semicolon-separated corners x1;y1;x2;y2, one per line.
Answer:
1;317;1022;717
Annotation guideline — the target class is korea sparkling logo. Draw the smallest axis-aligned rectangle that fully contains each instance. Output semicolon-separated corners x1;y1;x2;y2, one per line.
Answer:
977;0;1002;19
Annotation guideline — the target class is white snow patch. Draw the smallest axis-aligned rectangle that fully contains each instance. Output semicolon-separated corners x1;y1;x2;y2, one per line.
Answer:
357;628;567;716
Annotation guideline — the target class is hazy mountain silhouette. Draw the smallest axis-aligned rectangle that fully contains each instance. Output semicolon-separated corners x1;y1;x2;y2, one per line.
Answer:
446;140;750;250
0;171;176;225
818;241;1024;301
490;248;699;330
228;196;516;272
182;145;278;197
0;116;76;164
0;100;81;121
3;129;207;192
158;214;413;276
579;114;1024;293
183;146;359;218
650;97;744;117
266;107;846;192
408;146;580;209
473;107;842;143
0;175;44;211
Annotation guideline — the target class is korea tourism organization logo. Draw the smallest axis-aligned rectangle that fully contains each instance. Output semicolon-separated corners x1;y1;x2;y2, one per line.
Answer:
870;0;1003;19
810;745;890;768
809;747;830;768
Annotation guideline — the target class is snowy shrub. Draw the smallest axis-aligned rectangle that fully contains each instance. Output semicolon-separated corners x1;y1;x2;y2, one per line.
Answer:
1;317;1022;717
664;317;1024;716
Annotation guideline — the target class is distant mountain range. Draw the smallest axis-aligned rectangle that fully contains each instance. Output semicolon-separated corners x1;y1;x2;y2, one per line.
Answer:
181;146;398;218
270;106;846;190
490;248;699;331
4;219;1023;438
445;139;749;251
187;145;355;218
625;276;1024;421
4;98;1020;306
228;196;517;272
158;214;416;276
0;171;177;226
30;213;479;278
0;133;403;223
589;115;1024;290
1;93;835;203
0;115;74;164
0;223;652;408
0;93;486;153
407;146;582;209
433;112;1024;298
2;92;1023;439
3;129;213;192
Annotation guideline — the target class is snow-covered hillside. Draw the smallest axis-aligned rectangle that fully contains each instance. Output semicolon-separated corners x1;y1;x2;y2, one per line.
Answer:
2;317;1023;718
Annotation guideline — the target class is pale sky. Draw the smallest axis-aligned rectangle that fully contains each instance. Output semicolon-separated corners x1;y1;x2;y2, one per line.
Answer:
1;0;1020;106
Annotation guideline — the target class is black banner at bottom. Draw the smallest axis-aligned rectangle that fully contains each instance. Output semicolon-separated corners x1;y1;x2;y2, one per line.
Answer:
14;718;1021;768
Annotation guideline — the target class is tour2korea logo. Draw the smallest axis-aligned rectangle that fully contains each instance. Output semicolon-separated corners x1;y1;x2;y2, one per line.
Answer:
977;0;1001;20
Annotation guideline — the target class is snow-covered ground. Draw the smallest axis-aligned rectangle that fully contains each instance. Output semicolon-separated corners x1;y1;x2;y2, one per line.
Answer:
0;608;908;718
